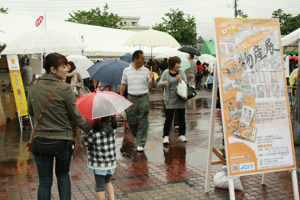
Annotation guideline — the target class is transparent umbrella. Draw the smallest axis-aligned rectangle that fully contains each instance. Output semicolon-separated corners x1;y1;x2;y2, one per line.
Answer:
66;55;94;79
2;29;87;54
76;91;133;119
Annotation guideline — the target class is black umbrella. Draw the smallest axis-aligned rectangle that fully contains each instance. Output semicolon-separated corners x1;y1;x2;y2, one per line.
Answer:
178;46;200;56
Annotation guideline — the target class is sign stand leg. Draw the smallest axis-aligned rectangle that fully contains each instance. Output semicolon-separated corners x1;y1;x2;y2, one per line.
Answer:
261;173;266;185
228;176;236;200
205;68;219;193
292;169;299;200
18;114;23;132
29;115;33;129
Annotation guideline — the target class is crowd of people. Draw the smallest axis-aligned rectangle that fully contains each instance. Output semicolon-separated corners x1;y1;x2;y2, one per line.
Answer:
25;49;215;200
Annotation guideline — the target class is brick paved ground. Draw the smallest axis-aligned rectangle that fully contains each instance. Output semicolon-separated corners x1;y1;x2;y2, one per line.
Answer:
0;89;299;199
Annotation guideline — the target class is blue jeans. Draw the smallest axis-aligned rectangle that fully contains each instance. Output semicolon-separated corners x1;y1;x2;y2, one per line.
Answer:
34;148;72;200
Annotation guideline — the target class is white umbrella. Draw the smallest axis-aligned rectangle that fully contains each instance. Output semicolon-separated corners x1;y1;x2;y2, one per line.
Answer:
124;29;181;48
124;29;181;58
199;54;217;73
2;29;87;55
66;55;93;79
154;50;191;70
198;54;216;63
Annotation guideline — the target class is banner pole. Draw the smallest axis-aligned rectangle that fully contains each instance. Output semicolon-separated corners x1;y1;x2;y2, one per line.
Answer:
291;169;299;200
205;66;218;193
228;176;236;200
261;173;266;185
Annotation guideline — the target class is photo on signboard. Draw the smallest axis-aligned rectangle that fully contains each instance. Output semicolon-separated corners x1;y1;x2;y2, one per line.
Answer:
243;75;251;85
220;44;228;56
271;84;280;97
271;71;279;83
251;86;256;98
264;71;271;83
227;43;234;53
256;85;265;98
241;85;251;95
265;84;271;98
250;73;258;84
258;71;265;83
278;71;284;84
233;124;257;143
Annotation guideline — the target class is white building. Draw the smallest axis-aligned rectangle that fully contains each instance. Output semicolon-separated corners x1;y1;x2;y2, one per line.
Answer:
118;16;149;32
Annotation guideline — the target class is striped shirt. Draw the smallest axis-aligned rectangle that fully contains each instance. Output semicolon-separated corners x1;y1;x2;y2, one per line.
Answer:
121;64;151;95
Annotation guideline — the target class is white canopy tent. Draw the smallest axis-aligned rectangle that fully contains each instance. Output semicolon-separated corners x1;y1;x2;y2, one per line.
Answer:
0;13;177;57
282;28;300;56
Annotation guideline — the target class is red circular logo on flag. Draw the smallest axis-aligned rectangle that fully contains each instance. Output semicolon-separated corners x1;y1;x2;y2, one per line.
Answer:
35;16;43;27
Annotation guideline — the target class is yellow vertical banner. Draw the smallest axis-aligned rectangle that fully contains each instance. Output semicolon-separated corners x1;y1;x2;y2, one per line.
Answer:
214;18;295;176
7;55;28;117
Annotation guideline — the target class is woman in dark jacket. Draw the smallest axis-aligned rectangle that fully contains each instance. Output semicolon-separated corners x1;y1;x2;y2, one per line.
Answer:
28;53;92;200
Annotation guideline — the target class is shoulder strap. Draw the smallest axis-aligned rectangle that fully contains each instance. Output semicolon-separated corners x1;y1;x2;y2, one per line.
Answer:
30;81;63;141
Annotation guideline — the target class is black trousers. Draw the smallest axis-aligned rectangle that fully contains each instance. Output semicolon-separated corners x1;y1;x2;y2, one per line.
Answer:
163;108;186;137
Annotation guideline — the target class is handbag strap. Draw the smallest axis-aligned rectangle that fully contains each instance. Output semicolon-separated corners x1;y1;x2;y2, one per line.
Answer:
30;81;62;142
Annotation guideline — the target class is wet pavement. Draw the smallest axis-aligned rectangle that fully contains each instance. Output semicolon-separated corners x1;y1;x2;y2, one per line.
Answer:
0;88;300;200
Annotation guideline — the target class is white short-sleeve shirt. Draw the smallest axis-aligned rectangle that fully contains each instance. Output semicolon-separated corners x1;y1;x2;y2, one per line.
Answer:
121;64;151;95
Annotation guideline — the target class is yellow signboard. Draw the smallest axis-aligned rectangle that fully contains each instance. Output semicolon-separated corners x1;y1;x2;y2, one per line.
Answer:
214;18;295;176
7;55;28;117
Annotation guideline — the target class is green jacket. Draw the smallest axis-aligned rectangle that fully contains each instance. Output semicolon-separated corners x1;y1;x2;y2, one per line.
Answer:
28;74;90;140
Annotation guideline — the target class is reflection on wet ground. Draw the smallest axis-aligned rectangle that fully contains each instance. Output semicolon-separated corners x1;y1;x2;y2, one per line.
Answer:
0;90;299;199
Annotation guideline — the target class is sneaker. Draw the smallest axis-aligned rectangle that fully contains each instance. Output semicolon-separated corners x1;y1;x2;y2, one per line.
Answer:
174;125;179;129
163;136;169;144
178;135;187;142
137;146;144;152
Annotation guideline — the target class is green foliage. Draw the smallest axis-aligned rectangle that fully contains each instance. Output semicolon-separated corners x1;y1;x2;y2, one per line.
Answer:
241;14;248;18
153;9;197;46
272;9;300;35
197;36;205;44
66;4;121;28
0;7;8;14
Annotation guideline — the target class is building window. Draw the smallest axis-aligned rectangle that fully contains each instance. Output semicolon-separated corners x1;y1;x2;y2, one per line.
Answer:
120;22;123;26
132;22;137;26
124;21;127;25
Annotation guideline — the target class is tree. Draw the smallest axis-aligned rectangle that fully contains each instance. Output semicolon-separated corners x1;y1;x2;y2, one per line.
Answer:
66;4;121;28
272;9;300;35
0;7;8;14
197;36;205;44
153;9;197;46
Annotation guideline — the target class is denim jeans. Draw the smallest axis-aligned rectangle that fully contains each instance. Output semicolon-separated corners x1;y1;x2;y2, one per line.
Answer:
34;147;72;200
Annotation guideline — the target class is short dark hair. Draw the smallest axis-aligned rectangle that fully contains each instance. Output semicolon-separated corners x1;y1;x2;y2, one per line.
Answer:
196;60;201;65
44;53;68;73
168;56;181;70
164;58;168;61
68;61;76;72
132;50;143;61
93;116;117;132
189;54;194;59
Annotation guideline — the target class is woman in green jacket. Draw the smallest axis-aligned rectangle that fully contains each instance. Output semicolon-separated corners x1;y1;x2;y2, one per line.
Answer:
28;53;92;200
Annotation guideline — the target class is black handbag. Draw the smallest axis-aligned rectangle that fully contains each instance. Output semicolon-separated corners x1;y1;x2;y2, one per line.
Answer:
31;137;72;156
177;84;197;100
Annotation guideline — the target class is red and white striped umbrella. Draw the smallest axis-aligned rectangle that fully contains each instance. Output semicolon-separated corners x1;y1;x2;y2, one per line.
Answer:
76;91;133;119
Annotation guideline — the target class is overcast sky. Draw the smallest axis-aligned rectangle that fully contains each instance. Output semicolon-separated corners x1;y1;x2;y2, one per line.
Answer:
1;0;299;41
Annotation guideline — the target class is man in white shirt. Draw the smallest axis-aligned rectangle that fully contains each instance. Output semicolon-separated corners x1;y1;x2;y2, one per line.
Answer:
120;50;155;152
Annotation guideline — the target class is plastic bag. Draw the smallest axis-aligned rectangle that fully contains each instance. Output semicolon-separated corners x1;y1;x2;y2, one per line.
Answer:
177;81;187;100
214;166;244;191
73;87;78;95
